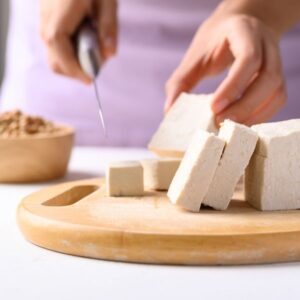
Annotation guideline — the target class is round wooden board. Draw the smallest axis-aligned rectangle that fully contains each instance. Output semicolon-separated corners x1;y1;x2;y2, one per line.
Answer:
17;178;300;265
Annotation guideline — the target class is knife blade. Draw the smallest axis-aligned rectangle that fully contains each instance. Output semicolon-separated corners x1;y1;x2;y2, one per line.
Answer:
76;19;107;137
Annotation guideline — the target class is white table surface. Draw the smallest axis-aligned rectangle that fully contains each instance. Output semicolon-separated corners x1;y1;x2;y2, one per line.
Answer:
1;146;300;300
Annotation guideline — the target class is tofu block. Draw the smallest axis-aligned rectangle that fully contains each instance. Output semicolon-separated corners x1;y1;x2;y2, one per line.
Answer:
148;93;217;158
106;161;144;197
203;120;258;210
245;119;300;211
167;130;225;212
140;158;181;191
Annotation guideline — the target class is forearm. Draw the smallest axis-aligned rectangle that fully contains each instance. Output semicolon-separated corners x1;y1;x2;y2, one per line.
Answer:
217;0;300;35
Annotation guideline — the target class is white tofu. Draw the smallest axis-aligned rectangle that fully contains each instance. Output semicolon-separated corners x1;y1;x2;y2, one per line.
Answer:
167;130;225;212
203;120;258;210
148;93;217;158
106;161;144;197
140;158;181;191
245;119;300;211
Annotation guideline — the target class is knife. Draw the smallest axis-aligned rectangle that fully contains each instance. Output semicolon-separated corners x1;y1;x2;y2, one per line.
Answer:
76;18;107;137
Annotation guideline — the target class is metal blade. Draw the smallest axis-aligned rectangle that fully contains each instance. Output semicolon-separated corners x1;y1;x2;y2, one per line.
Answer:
93;80;107;137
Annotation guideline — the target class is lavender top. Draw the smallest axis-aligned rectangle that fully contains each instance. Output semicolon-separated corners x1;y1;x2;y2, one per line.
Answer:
1;0;300;146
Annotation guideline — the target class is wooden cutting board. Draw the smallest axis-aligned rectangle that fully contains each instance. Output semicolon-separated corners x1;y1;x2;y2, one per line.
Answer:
17;178;300;265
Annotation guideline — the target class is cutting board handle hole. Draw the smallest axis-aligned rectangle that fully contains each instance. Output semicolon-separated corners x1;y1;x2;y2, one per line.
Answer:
42;185;99;206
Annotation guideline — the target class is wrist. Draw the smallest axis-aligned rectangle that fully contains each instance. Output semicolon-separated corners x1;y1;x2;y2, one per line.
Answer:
212;1;285;37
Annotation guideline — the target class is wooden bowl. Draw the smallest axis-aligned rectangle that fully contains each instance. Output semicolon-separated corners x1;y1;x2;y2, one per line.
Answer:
0;125;74;183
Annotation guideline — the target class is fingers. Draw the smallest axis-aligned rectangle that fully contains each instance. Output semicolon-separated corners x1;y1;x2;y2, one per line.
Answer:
40;0;118;82
40;0;92;83
96;0;118;60
45;34;92;83
164;13;286;125
244;86;286;126
211;20;263;114
164;31;233;112
164;16;264;113
216;33;284;125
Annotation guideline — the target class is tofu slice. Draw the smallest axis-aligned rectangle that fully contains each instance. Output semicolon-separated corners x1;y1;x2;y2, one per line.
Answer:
140;158;181;191
202;120;258;210
106;161;144;197
148;93;217;158
167;130;225;212
245;119;300;211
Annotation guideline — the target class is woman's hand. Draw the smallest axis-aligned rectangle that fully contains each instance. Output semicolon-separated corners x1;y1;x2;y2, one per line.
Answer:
165;6;286;126
40;0;118;83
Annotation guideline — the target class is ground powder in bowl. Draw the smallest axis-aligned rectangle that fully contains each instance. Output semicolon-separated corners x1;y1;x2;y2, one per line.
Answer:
0;110;61;137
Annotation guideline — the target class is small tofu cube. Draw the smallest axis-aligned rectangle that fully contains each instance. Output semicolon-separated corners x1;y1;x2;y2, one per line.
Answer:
140;158;181;191
167;130;225;212
245;119;300;211
148;93;217;158
106;161;144;197
203;120;258;210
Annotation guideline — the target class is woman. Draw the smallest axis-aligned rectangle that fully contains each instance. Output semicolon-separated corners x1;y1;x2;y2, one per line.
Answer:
1;0;300;146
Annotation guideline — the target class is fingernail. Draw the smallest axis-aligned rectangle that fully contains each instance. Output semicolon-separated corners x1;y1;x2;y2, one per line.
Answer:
216;115;223;125
164;90;177;113
104;37;116;55
104;35;114;46
236;93;243;101
164;99;171;113
228;115;238;122
213;98;230;114
217;114;237;125
77;72;92;85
